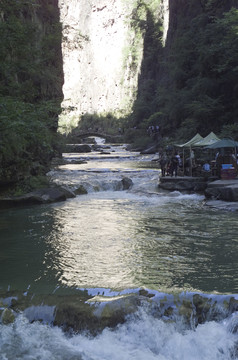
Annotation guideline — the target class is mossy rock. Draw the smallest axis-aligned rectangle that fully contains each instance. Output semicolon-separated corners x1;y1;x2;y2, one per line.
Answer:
1;308;15;324
178;300;193;320
75;185;88;195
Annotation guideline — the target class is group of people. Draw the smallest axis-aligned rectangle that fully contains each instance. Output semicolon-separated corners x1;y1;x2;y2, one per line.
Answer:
159;152;182;177
159;151;214;177
147;125;160;137
159;148;238;178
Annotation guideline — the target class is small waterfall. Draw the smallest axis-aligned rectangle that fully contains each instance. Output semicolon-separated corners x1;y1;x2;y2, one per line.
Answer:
94;136;106;145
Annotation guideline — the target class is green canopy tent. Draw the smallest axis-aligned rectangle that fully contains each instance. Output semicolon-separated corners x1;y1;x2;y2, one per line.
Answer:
192;132;220;147
176;133;204;148
206;138;238;177
189;132;220;176
206;138;238;149
175;134;204;175
206;138;238;161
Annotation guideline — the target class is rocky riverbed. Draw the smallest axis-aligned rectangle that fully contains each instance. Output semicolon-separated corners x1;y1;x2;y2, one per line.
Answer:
158;176;238;211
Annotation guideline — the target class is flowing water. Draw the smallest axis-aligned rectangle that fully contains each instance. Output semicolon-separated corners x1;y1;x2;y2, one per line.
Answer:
0;138;238;359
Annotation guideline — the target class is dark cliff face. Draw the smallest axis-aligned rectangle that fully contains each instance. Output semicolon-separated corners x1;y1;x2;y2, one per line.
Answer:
166;0;203;43
34;0;64;102
0;0;64;188
167;0;238;38
0;0;64;102
132;0;238;141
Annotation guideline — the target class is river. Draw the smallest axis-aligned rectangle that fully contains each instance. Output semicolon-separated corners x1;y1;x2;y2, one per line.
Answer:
0;138;238;359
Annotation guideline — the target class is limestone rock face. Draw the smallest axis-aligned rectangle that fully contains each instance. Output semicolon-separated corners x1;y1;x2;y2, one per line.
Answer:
59;0;142;125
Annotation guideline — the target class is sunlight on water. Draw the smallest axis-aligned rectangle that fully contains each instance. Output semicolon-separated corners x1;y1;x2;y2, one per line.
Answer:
1;188;237;294
34;190;236;293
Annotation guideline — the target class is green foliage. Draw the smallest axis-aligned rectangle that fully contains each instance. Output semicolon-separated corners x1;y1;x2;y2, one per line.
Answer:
139;111;163;130
220;124;238;140
0;0;63;102
124;128;152;149
76;113;127;136
0;97;63;183
2;175;51;197
0;0;63;186
132;4;238;142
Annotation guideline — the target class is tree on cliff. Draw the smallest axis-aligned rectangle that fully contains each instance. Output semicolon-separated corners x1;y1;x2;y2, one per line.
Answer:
131;4;238;141
0;0;63;188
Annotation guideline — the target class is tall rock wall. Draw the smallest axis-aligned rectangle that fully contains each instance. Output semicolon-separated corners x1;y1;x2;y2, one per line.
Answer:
58;0;162;131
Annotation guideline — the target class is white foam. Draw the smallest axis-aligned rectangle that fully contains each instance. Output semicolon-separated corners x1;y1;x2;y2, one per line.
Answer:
1;310;237;360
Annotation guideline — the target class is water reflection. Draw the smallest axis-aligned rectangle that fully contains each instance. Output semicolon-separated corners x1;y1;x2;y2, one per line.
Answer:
133;204;238;293
26;193;238;294
1;148;238;295
0;205;62;292
43;197;141;289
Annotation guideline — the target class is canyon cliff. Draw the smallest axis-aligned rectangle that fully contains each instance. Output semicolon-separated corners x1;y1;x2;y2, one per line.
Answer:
59;0;238;142
58;0;163;132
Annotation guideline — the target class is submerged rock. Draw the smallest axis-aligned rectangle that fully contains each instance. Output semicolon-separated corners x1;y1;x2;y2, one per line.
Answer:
205;182;238;202
205;200;238;211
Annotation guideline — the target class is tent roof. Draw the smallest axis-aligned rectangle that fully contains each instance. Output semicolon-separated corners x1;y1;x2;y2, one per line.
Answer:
192;132;220;147
176;133;203;148
206;138;238;149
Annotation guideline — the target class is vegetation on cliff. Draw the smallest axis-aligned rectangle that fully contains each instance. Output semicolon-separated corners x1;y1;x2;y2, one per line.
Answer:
131;1;238;142
0;0;63;188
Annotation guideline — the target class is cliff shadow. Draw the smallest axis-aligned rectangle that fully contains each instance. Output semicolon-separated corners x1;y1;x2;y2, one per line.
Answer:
129;5;164;135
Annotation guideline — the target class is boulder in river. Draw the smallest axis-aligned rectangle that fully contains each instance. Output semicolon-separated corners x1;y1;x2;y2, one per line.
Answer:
0;186;75;208
1;308;15;324
121;177;133;190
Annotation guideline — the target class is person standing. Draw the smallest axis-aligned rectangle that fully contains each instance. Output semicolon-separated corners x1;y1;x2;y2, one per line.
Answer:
160;152;168;177
170;152;180;177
